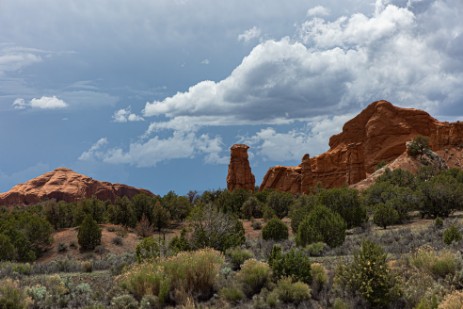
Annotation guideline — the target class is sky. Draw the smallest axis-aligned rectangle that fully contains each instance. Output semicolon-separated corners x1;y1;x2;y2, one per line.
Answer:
1;0;462;195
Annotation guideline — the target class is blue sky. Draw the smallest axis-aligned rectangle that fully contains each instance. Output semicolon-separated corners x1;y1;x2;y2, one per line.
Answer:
1;0;462;195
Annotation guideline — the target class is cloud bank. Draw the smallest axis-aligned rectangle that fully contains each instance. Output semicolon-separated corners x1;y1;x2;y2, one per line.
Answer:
13;96;68;110
86;0;463;167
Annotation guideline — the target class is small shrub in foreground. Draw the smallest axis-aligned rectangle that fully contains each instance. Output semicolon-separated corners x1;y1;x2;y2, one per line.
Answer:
225;247;254;270
409;246;461;279
270;277;311;305
136;237;160;262
443;225;462;245
269;246;312;284
438;290;463;309
111;294;139;309
0;278;30;309
236;259;271;298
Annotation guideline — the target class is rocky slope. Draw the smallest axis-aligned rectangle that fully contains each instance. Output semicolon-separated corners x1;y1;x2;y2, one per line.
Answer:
260;100;463;193
0;167;155;206
227;144;255;191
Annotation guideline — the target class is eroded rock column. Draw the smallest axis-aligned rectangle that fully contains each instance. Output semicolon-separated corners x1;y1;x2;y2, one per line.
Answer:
226;144;255;192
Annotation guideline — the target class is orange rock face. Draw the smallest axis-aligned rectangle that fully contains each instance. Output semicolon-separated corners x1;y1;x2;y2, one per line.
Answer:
227;144;255;192
260;100;463;193
0;167;155;206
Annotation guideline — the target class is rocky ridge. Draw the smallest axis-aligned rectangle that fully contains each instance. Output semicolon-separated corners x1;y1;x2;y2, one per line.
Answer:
259;100;463;193
0;167;154;206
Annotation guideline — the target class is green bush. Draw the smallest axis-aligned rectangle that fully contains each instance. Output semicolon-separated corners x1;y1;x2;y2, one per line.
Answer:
122;248;224;304
310;263;328;294
305;242;326;257
0;279;30;309
409;246;461;279
443;225;462;245
296;205;346;248
373;203;400;229
270;277;311;305
0;234;17;261
139;295;160;309
225;247;254;270
236;259;271;297
77;215;101;251
318;187;367;228
407;135;431;157
220;285;245;303
262;218;288;241
168;229;191;254
241;196;262;219
435;217;444;229
188;204;245;251
136;237;160;262
419;175;463;218
289;194;318;232
336;240;400;308
269;246;312;284
111;294;139;309
267;191;293;218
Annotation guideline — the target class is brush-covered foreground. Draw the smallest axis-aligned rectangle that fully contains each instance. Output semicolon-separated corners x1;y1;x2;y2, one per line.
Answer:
3;166;463;308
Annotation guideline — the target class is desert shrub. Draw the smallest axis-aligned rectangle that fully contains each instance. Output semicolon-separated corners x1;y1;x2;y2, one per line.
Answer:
0;234;17;261
241;196;262;219
377;168;417;188
0;279;30;309
251;220;262;230
435;217;444;229
123;248;224;304
269;246;311;284
135;214;153;238
333;298;350;309
336;240;400;308
402;272;439;308
443;225;462;245
168;229;191;255
188;204;245;251
270;277;311;305
77;215;101;251
81;261;93;273
296;205;346;248
151;201;170;232
161;191;192;222
267;191;293;219
373;203;400;229
438;290;463;309
408;135;431;157
305;242;327;257
262;206;276;220
111;294;139;309
112;236;123;246
236;259;271;297
409;246;461;279
225;247;254;270
310;263;328;295
220;285;245;304
262;218;288;241
419;175;463;218
319;187;367;228
136;237;160;262
139;295;160;309
289;194;319;232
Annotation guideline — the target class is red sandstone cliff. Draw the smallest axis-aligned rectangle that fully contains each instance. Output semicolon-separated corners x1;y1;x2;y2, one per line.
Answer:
0;167;155;206
227;144;255;191
260;100;463;193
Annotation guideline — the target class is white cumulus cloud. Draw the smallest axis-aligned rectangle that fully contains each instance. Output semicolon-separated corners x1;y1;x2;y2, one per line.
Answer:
307;5;330;17
78;137;109;161
238;26;262;42
12;96;68;110
112;106;144;123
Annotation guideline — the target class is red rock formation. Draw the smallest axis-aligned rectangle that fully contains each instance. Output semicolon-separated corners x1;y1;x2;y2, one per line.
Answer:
260;100;463;193
0;167;155;206
227;144;255;191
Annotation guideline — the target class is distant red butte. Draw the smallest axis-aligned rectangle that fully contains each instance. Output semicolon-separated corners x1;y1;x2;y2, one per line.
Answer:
259;100;463;194
0;167;155;206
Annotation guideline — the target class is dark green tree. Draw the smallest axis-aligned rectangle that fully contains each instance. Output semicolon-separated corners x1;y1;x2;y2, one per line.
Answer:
77;215;101;250
319;187;366;228
269;246;312;284
267;191;293;218
262;218;288;241
0;234;17;261
373;203;399;229
296;205;346;248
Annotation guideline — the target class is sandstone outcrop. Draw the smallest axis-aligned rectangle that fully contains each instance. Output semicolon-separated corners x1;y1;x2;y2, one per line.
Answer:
260;100;463;193
227;144;255;191
0;167;155;206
